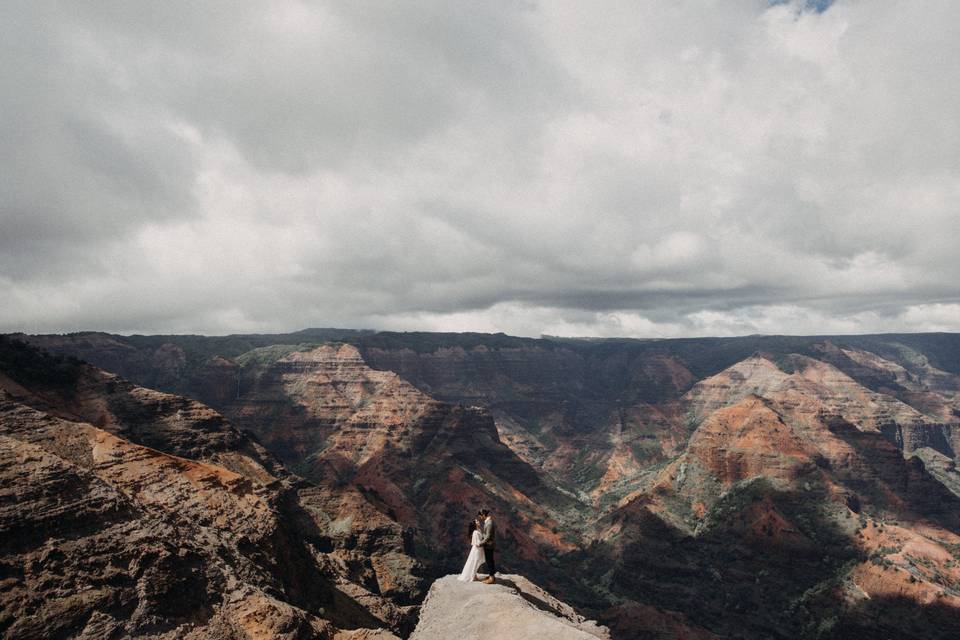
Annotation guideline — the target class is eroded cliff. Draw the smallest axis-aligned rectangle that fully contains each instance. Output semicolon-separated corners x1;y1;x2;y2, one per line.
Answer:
12;330;960;639
0;337;406;638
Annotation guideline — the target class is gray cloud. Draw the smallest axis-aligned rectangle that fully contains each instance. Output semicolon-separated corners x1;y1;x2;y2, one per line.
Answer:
1;0;959;337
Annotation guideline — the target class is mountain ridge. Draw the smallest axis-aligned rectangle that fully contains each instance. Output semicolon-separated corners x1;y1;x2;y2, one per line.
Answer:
6;330;960;638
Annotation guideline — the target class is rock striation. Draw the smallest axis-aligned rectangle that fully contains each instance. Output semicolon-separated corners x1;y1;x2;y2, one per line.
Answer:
591;354;960;638
12;330;960;639
0;336;404;639
359;341;696;504
221;344;585;596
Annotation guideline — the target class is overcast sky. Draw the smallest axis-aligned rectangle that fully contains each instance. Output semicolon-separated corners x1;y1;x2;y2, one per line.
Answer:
2;1;959;338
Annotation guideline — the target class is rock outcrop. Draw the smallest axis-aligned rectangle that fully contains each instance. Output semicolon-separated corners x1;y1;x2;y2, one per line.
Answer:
589;355;960;638
410;575;608;640
359;340;696;504
0;336;405;638
221;344;585;595
683;354;931;433
12;330;960;639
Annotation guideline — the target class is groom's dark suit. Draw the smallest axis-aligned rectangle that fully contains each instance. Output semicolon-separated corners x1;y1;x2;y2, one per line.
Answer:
479;516;496;576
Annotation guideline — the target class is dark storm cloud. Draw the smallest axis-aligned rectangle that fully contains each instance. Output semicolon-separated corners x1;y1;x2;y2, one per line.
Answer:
1;1;959;337
0;2;199;279
61;1;572;173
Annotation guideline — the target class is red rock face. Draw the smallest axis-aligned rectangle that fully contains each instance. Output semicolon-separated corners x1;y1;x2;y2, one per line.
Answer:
815;341;960;419
686;395;813;486
231;344;438;466
593;352;960;637
0;337;406;638
360;343;698;507
223;345;584;586
188;355;240;408
11;331;960;639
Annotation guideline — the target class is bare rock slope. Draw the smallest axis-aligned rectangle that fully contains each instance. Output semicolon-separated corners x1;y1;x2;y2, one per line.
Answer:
410;574;608;640
223;344;584;586
0;336;405;639
16;330;960;639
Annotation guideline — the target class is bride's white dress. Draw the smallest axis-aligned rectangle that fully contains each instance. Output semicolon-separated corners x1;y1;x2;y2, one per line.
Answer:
457;530;484;582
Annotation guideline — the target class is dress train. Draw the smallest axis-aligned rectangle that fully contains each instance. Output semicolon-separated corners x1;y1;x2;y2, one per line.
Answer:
457;530;484;582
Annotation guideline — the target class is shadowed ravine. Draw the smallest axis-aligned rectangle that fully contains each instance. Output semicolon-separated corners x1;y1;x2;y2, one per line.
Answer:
4;331;960;638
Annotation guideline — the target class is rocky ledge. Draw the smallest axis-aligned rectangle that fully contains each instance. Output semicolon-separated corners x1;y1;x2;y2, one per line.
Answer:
410;574;609;640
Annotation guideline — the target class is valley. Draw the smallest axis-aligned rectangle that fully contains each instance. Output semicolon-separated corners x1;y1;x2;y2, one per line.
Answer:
5;330;960;638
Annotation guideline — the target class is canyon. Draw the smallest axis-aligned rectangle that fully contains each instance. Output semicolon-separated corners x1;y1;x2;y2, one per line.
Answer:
4;330;960;638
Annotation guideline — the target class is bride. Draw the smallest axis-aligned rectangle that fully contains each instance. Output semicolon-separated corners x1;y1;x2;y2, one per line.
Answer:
457;517;484;582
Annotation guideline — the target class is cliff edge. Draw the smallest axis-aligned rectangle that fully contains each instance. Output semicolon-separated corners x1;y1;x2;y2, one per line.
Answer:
410;574;609;640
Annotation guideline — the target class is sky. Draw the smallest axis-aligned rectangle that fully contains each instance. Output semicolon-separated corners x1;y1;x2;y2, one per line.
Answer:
1;0;959;338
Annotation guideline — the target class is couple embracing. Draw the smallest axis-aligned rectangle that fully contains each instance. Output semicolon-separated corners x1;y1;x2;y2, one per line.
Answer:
457;507;497;584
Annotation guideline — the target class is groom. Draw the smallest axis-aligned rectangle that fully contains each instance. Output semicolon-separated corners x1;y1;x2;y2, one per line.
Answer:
478;508;496;584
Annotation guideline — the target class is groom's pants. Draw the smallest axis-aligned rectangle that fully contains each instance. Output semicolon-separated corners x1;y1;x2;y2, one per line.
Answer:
483;546;496;576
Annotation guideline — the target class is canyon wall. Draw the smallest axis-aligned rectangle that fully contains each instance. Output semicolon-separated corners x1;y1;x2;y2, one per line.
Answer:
11;330;960;638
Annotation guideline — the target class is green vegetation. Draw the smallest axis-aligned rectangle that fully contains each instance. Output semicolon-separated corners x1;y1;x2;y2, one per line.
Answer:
946;543;960;561
773;355;799;374
0;336;84;388
235;343;316;368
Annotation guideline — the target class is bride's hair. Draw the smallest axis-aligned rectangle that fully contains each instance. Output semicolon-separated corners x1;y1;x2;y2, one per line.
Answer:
467;519;477;537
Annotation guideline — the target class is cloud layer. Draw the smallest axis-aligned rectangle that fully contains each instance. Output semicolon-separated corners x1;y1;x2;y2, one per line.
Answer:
2;1;959;337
